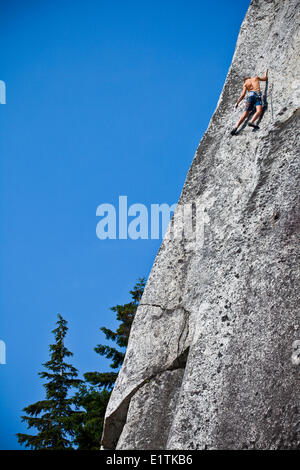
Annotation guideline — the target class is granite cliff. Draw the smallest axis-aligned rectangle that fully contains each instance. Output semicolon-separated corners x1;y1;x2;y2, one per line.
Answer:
102;0;300;450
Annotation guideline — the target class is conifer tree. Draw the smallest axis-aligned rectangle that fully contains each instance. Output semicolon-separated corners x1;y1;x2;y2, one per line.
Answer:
73;277;145;449
17;314;81;450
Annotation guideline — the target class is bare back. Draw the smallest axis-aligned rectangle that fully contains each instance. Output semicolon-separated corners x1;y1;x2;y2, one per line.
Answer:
244;76;262;92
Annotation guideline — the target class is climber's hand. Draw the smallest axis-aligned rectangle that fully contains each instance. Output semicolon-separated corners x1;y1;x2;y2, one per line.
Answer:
235;102;239;109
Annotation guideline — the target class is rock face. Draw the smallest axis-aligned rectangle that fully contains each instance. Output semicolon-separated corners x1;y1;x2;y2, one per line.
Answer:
101;0;300;450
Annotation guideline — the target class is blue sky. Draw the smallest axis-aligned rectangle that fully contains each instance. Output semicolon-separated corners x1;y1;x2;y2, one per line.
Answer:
0;0;250;449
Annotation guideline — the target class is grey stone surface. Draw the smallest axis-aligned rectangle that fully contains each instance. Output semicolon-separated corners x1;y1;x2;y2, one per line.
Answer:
116;369;185;450
101;0;300;450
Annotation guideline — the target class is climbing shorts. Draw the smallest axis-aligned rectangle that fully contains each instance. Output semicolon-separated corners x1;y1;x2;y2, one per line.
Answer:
245;91;262;112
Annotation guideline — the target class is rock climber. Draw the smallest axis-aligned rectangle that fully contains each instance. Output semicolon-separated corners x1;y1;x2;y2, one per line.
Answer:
230;70;268;135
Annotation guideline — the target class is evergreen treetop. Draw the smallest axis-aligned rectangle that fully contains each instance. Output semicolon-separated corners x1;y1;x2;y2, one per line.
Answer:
17;314;81;450
73;277;145;449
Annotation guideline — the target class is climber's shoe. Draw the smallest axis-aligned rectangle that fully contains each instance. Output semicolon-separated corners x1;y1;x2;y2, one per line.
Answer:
230;127;237;136
248;122;260;130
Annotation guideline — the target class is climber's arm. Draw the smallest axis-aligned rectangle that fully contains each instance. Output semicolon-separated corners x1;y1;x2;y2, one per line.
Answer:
258;69;268;81
235;85;247;108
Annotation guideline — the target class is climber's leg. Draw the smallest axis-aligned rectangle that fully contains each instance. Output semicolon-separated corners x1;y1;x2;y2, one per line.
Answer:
250;104;263;124
248;104;263;129
231;110;249;135
236;110;250;128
